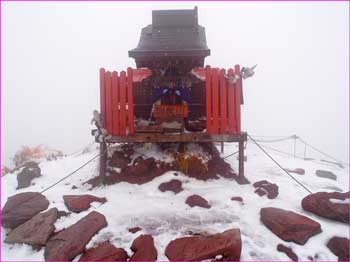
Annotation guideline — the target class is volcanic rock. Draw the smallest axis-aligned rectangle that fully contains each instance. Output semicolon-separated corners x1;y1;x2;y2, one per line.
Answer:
260;207;321;245
327;237;349;261
186;194;211;209
45;211;107;261
158;179;183;194
286;168;305;175
103;157;172;185
2;192;49;229
301;191;349;224
17;161;41;189
130;234;157;261
277;244;298;261
165;228;242;261
79;242;127;261
5;208;58;246
63;194;107;213
231;196;243;202
315;170;337;180
253;180;279;199
128;227;142;234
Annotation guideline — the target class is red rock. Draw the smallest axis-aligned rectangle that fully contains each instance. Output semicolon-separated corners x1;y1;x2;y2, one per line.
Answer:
128;227;142;234
17;161;41;189
302;191;349;224
63;194;107;213
158;179;183;194
2;192;49;229
327;237;349;261
255;188;267;196
186;194;211;209
165;228;241;261
260;207;321;245
44;211;107;261
130;234;157;261
79;242;127;261
109;150;131;169
5;208;58;246
277;244;298;261
253;180;279;199
105;157;172;185
231;196;243;202
286;168;305;175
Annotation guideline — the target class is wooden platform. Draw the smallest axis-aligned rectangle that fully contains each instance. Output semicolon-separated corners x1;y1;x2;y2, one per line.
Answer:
106;132;247;143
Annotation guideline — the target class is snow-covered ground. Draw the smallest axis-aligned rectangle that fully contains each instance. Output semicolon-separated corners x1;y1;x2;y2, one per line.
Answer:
1;142;349;261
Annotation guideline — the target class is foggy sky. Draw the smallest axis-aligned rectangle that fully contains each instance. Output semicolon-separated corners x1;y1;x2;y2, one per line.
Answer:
2;1;349;167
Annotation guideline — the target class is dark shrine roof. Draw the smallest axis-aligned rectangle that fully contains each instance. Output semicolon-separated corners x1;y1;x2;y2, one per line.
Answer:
128;7;211;60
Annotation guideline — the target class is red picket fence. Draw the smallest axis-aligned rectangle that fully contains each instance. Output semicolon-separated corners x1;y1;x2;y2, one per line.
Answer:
100;68;134;136
205;65;241;135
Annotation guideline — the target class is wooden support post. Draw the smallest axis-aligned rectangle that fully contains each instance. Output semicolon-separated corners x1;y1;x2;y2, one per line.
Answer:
238;140;244;179
99;141;107;184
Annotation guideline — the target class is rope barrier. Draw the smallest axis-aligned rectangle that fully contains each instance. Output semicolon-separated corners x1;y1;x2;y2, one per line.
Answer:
249;136;295;143
250;134;348;167
40;151;104;195
65;141;96;157
298;137;349;166
248;135;314;194
14;150;105;208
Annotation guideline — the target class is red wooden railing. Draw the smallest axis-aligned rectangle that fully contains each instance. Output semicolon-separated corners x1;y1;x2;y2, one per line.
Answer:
205;65;242;134
100;68;134;136
100;66;241;137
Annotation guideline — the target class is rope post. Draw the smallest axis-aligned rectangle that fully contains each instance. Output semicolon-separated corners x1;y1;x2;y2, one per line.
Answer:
99;141;107;184
238;140;244;178
221;141;224;153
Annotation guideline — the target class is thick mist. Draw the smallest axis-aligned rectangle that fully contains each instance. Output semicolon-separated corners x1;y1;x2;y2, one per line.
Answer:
1;1;349;167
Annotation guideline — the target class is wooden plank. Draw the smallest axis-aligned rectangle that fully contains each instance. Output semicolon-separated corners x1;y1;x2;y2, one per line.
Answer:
99;68;106;128
212;68;219;134
205;65;212;134
227;68;235;134
105;71;113;134
120;71;127;136
127;67;134;134
111;71;119;135
235;65;241;134
219;68;227;134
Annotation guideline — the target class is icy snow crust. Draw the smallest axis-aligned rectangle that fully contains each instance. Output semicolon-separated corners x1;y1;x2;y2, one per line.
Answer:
1;143;348;261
